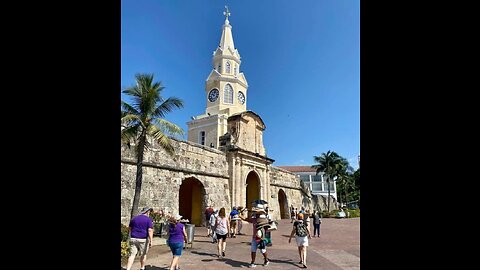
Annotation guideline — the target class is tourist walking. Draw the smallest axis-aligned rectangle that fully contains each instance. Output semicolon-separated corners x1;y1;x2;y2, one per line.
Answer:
214;207;230;258
209;209;219;243
166;214;188;270
229;206;240;238
288;213;311;268
125;207;154;270
237;206;248;235
246;209;270;268
312;210;322;237
304;209;312;239
290;205;296;223
205;205;214;237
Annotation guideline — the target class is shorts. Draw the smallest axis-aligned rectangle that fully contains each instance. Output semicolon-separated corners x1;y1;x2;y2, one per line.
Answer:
129;237;149;257
168;241;184;256
251;239;266;254
295;236;309;247
216;233;227;241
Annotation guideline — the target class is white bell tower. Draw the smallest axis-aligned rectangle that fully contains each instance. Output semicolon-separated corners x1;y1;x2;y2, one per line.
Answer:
187;6;249;149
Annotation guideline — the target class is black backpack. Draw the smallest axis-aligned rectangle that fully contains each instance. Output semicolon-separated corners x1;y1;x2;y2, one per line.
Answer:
295;221;308;237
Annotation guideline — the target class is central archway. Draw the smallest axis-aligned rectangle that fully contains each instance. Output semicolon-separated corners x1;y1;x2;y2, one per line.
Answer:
179;177;205;226
278;189;289;219
246;171;260;209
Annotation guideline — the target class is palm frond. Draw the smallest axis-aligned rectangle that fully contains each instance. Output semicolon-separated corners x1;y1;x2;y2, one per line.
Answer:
152;97;184;118
152;118;184;137
154;132;175;155
121;125;140;145
121;100;140;114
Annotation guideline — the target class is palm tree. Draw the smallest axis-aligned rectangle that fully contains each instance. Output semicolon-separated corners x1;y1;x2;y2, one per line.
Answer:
335;158;354;207
121;73;184;220
312;151;343;212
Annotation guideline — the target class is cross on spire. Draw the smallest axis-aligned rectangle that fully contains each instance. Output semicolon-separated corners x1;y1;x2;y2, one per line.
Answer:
223;5;231;21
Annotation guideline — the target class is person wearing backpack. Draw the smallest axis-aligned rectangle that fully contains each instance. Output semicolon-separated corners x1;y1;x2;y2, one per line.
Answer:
209;209;218;243
288;213;310;268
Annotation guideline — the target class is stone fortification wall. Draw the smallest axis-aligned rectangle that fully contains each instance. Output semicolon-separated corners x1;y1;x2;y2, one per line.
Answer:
121;138;230;224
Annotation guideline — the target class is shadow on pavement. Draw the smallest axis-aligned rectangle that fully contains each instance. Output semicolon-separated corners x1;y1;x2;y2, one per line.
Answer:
217;257;250;268
268;258;304;268
191;250;219;258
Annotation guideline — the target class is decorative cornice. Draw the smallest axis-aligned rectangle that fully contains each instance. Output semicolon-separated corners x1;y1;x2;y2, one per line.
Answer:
213;54;241;64
226;146;275;163
209;76;248;88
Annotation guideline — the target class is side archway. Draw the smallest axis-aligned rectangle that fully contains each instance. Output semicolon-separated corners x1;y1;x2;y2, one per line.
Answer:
246;171;260;208
179;177;205;226
278;189;289;219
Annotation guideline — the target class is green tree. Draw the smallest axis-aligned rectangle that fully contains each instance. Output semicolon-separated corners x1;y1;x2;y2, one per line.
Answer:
352;168;360;206
312;151;343;212
335;157;355;207
121;73;184;220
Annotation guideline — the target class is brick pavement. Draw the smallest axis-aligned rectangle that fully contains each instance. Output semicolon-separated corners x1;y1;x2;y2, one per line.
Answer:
122;217;359;270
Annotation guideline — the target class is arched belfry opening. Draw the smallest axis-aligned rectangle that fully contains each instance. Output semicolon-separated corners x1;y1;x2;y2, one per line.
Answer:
246;171;260;208
179;177;205;226
278;189;289;219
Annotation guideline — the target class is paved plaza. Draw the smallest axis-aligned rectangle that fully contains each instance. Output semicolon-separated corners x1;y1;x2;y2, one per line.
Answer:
122;217;359;270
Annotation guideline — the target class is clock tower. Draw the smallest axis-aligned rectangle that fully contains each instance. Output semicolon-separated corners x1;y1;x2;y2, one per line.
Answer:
187;6;248;149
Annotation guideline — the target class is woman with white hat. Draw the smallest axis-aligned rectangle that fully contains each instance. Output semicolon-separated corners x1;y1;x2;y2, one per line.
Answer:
167;214;187;270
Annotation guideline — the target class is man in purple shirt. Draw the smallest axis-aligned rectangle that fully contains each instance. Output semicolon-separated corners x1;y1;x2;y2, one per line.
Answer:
126;207;154;270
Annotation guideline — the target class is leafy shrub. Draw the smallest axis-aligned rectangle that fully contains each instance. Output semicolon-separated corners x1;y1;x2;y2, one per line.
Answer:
121;223;130;241
150;210;167;223
331;209;341;218
153;222;163;236
121;241;130;264
347;209;360;218
121;223;131;264
321;210;330;218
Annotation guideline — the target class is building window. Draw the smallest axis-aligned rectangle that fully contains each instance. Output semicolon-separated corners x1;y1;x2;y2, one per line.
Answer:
234;64;237;76
311;182;322;192
225;61;231;73
199;131;206;145
218;64;221;73
224;84;233;104
300;175;310;183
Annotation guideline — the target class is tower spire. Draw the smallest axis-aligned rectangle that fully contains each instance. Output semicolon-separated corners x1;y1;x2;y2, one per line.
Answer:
219;6;235;50
223;5;231;24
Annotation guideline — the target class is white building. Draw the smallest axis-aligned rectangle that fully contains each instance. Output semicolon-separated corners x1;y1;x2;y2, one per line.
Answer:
278;166;337;200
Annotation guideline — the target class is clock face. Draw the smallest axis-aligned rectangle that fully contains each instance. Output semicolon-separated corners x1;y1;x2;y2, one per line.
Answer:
238;91;245;104
208;89;219;102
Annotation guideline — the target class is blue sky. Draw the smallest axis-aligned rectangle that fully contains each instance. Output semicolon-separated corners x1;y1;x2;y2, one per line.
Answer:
121;0;359;169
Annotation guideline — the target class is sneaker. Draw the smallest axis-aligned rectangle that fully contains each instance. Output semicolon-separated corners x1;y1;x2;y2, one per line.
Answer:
222;251;225;257
264;260;270;266
249;263;256;268
302;264;308;268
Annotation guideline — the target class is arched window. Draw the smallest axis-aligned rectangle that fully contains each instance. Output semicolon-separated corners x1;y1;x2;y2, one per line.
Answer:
224;84;233;104
225;61;231;74
234;64;237;76
217;64;221;73
199;131;206;145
